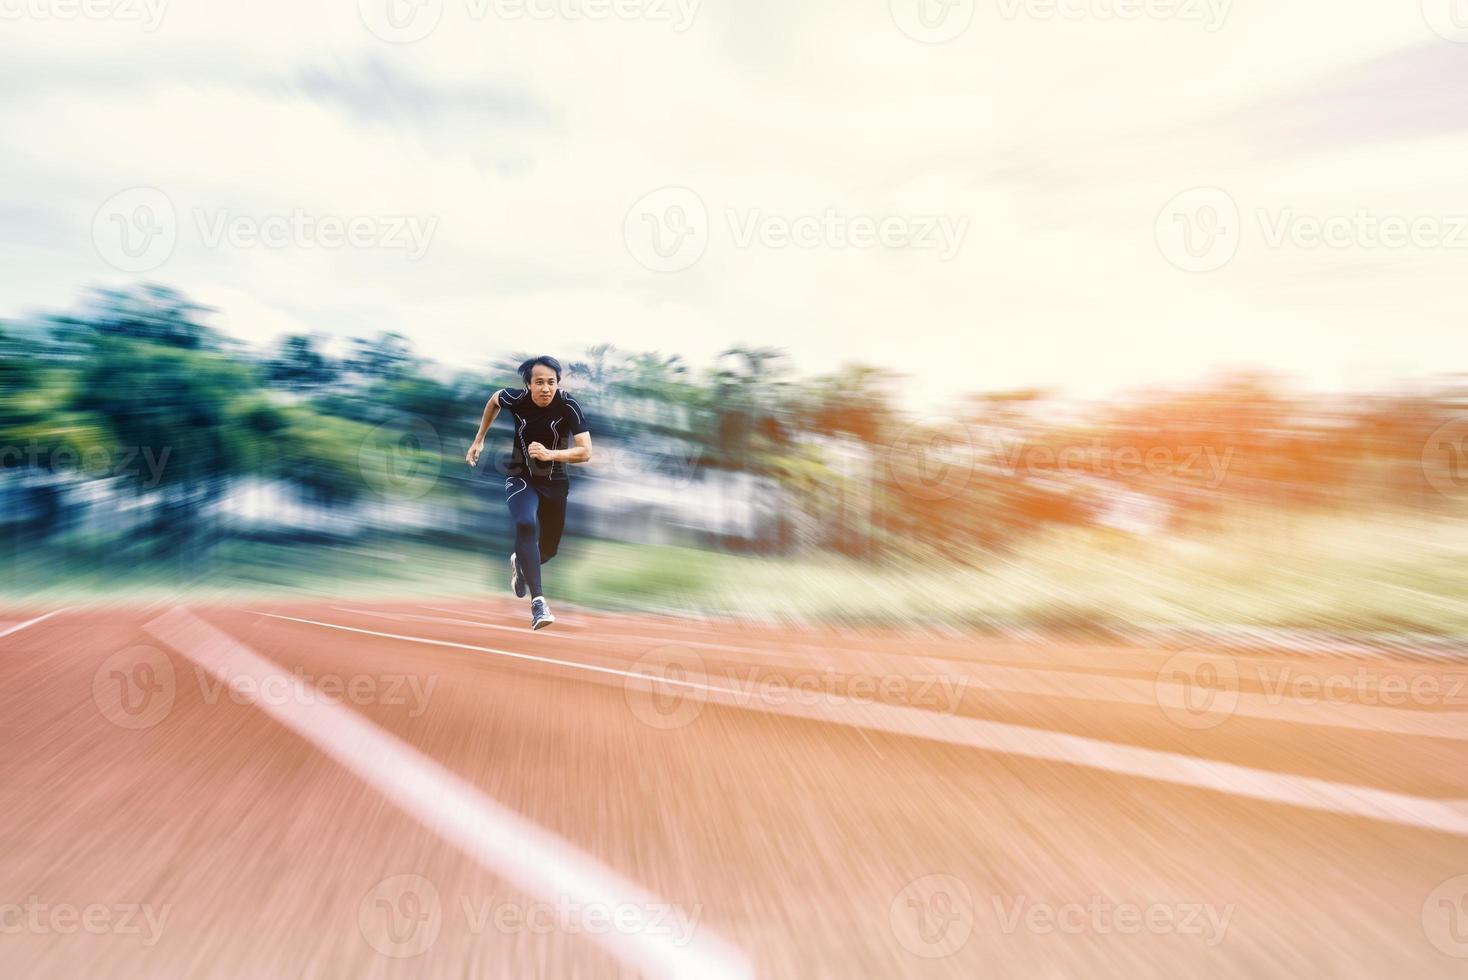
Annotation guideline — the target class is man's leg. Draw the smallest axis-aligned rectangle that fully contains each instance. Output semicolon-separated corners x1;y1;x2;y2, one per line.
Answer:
523;489;566;630
506;479;544;599
536;492;569;569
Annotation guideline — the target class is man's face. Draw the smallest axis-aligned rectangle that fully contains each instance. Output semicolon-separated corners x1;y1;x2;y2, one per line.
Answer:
528;364;558;406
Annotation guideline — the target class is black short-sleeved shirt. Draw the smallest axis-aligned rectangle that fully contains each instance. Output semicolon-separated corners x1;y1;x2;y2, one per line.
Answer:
495;387;590;497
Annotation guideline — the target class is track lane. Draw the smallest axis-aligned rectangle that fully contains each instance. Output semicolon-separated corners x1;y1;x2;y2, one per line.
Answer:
4;601;1468;977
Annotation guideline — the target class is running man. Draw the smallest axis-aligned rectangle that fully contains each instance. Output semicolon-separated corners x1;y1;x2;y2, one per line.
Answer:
465;356;592;630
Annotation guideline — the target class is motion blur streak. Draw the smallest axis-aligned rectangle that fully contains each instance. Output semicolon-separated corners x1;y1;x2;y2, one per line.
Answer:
142;606;754;980
242;609;1468;839
0;607;70;640
5;599;1468;975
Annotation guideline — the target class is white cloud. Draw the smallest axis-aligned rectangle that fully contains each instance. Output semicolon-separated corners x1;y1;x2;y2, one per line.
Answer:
2;0;1462;406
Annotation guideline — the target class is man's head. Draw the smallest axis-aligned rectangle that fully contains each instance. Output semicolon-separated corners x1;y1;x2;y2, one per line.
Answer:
518;355;561;407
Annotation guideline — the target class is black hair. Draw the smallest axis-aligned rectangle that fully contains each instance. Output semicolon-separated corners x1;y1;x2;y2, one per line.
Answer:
517;355;562;385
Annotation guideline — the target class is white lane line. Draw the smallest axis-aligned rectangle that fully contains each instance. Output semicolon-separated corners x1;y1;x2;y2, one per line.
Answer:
258;611;1468;839
344;608;1468;742
365;606;841;664
338;607;541;637
410;604;937;677
0;608;71;642
144;608;753;980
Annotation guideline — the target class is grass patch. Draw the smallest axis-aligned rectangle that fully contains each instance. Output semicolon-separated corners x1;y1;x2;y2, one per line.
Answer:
4;508;1467;639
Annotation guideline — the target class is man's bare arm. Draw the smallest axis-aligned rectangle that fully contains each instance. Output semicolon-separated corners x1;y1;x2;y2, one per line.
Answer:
466;391;501;466
558;431;593;464
527;431;592;465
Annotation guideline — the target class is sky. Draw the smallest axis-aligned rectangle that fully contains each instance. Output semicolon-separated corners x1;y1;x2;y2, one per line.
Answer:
3;0;1466;410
